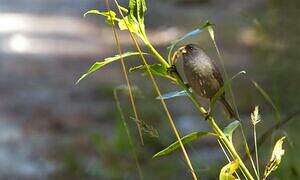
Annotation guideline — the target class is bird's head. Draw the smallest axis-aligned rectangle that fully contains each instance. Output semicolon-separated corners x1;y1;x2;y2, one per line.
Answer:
171;44;204;65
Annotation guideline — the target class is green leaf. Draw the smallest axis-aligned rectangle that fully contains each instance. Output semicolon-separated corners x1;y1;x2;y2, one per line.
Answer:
126;0;147;35
128;0;147;25
223;120;240;142
153;131;216;158
156;90;189;100
84;10;118;25
118;5;129;13
219;160;239;180
263;136;286;179
167;21;214;63
252;80;281;122
76;52;147;84
209;71;246;113
118;16;140;33
130;64;167;77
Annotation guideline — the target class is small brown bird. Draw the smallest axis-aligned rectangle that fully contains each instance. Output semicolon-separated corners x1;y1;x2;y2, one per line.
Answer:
179;44;236;119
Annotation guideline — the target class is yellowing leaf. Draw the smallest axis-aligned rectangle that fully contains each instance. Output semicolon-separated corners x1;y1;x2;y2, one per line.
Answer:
263;136;286;179
219;160;239;180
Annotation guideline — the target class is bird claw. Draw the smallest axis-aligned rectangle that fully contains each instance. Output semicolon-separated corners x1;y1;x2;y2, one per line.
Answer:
204;112;211;120
184;83;190;89
204;108;212;120
167;65;178;75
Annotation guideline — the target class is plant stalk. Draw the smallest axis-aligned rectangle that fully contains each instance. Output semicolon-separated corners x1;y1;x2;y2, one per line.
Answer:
253;124;260;179
113;1;198;179
173;74;254;180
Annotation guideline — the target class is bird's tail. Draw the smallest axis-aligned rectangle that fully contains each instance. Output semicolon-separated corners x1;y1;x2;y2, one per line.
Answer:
220;98;237;119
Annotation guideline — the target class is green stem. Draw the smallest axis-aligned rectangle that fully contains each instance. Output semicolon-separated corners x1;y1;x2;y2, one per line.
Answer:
209;118;254;180
143;34;254;180
173;74;254;180
254;125;260;179
144;38;170;68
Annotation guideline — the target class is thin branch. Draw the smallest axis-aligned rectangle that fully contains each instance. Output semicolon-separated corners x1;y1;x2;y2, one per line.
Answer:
104;0;144;145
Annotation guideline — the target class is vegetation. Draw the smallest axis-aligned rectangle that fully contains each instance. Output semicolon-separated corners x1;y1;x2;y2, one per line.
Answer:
77;0;288;179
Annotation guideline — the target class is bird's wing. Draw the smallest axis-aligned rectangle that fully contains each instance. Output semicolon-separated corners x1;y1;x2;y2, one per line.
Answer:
212;65;224;85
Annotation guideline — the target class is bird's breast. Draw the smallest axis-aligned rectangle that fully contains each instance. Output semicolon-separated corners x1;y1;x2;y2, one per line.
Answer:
183;59;220;98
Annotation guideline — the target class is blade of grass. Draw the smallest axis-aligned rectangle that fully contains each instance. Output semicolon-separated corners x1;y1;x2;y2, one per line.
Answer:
167;21;214;64
209;71;246;113
156;90;189;100
251;80;281;122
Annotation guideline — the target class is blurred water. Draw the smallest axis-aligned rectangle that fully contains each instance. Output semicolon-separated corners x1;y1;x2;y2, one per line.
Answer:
0;0;299;179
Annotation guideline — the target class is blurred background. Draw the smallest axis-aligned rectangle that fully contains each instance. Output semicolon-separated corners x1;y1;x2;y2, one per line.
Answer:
0;0;299;179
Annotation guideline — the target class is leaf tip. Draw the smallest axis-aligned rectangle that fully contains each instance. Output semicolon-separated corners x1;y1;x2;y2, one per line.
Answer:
75;74;87;85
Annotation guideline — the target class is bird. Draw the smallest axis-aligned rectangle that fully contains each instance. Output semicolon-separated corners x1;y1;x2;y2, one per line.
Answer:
178;44;237;119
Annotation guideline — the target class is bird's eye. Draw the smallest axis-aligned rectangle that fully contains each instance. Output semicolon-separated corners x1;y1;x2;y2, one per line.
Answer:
186;45;194;51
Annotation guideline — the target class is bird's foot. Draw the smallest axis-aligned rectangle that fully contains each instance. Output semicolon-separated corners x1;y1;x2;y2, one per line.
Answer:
184;83;190;89
167;65;178;75
204;112;211;120
204;108;212;120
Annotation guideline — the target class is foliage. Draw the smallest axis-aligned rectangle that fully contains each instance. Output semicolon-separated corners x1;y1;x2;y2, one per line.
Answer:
78;0;288;179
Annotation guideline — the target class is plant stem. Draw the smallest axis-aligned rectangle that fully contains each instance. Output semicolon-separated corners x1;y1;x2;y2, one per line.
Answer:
145;39;254;179
218;140;241;179
144;39;170;68
240;126;259;179
209;118;254;180
104;0;144;145
114;89;143;179
113;1;198;179
174;75;254;180
254;124;260;179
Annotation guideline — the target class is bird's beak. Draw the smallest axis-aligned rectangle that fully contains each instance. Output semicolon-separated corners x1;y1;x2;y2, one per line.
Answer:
180;46;187;54
171;46;187;65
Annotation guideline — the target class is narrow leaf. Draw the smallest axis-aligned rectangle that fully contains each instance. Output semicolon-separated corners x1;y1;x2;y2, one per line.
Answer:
156;90;189;100
76;52;147;84
153;131;217;158
210;71;246;112
219;160;239;180
84;10;118;25
130;64;167;77
252;80;281;122
167;21;214;63
223;120;240;142
127;0;147;34
263;136;286;179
